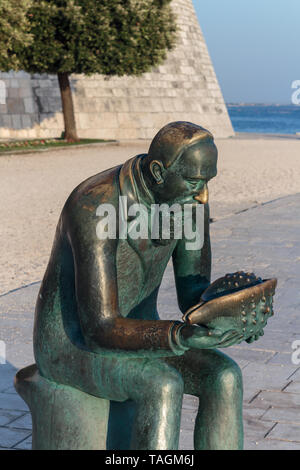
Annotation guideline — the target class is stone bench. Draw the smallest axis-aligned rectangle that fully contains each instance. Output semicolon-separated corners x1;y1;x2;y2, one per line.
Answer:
14;364;136;450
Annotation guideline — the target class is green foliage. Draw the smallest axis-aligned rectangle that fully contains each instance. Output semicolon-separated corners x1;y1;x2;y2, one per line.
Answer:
0;0;32;71
20;0;177;76
0;138;107;153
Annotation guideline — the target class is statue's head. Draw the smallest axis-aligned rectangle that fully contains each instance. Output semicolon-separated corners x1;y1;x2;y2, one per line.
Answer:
142;121;218;205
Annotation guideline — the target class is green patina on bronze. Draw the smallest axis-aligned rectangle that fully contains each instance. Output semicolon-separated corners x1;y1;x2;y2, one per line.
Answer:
15;121;276;450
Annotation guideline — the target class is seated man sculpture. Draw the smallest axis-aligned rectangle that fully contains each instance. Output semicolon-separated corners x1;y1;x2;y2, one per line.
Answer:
16;121;276;450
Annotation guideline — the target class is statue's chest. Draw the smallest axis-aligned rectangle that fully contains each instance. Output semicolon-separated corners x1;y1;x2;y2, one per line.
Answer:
116;236;176;317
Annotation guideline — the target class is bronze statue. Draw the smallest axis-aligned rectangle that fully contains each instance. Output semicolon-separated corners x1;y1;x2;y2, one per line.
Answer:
15;122;276;450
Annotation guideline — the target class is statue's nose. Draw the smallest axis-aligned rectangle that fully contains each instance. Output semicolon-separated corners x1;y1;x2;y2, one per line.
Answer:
194;184;208;204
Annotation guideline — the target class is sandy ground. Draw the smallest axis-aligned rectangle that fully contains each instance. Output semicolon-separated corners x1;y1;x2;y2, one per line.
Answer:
1;137;300;295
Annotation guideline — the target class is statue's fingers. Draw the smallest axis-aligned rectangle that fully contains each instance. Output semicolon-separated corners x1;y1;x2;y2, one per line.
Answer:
219;331;241;345
219;334;244;348
237;335;245;344
246;336;255;344
200;330;237;349
219;329;239;341
183;301;205;322
207;327;224;338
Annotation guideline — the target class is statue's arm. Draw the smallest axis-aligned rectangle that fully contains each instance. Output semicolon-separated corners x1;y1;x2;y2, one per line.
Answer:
64;206;186;355
172;203;211;313
172;205;252;350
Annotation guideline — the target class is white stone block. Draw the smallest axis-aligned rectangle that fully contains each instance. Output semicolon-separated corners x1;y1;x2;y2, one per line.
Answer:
78;128;118;140
19;86;32;99
115;128;138;140
10;79;19;88
21;114;32;128
12;114;22;129
39;79;52;88
0;128;11;138
24;98;35;114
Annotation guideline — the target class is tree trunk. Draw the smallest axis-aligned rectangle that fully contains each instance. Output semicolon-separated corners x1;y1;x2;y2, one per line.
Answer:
57;72;79;142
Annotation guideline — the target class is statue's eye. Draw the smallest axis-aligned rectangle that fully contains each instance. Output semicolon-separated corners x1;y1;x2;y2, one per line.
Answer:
187;179;201;187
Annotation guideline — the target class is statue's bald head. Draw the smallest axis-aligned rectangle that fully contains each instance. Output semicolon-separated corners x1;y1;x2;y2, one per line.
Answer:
146;121;214;168
141;121;217;206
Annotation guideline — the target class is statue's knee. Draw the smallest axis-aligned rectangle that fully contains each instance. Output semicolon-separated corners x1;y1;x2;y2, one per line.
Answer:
216;362;243;397
161;369;184;396
144;366;184;401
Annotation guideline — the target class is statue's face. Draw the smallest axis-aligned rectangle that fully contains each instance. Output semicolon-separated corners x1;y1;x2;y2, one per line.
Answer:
151;140;218;206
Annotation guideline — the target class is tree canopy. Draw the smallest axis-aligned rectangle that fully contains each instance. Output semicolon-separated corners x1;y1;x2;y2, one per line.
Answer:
0;0;32;71
16;0;177;141
20;0;177;76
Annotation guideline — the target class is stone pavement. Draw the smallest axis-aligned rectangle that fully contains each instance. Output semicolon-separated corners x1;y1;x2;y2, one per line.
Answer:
0;194;300;450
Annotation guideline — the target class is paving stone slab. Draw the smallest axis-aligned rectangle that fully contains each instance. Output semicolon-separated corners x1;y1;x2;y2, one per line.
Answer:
243;417;276;441
180;410;197;432
226;348;275;365
0;393;29;412
242;362;298;392
243;387;266;404
267;422;300;443
267;352;296;366
7;413;32;430
1;387;16;395
179;429;193;450
0;364;17;392
231;329;299;354
182;394;198;411
287;368;300;381
14;434;32;450
282;380;300;394
243;406;269;421
261;406;300;425
246;438;300;450
0;427;31;449
251;390;300;410
0;410;25;427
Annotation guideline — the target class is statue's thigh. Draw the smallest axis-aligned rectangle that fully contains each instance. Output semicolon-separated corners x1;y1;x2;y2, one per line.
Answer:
100;355;184;404
163;349;241;396
49;349;184;404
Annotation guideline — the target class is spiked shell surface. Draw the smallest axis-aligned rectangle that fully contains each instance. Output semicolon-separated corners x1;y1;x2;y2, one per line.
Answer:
182;272;277;340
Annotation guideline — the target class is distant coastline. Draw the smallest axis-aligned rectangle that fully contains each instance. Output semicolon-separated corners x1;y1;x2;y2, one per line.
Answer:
226;104;300;134
227;103;297;107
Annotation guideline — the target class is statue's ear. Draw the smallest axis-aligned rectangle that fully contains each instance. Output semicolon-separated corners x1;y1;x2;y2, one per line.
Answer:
150;160;164;185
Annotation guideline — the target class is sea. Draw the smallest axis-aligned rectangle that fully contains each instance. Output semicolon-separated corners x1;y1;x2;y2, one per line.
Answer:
227;104;300;135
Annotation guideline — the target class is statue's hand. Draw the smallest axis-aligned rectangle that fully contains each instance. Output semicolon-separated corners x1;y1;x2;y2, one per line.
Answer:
182;273;277;347
179;325;244;350
246;329;264;343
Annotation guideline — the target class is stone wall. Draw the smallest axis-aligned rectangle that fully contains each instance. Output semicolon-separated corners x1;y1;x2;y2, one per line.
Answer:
0;0;233;140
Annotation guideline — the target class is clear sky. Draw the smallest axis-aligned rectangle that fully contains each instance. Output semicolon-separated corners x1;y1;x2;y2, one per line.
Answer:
193;0;299;104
